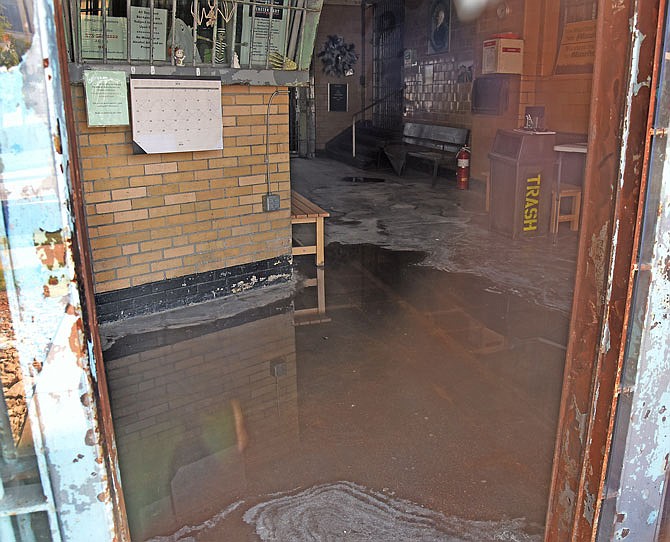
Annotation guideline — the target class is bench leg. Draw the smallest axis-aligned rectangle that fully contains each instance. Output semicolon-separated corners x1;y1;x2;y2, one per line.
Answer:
316;217;325;266
316;266;326;315
431;161;440;187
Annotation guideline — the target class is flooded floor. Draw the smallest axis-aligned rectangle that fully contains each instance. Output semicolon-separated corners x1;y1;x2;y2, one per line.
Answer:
104;251;568;541
102;159;578;541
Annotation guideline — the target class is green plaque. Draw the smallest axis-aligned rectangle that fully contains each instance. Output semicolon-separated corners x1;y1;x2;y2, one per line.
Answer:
83;70;130;127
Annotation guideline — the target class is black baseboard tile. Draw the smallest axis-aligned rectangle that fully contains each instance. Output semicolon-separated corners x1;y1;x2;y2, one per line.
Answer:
95;255;291;323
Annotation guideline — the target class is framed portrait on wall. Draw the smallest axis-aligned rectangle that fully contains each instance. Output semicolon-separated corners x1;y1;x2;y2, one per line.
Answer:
429;0;450;54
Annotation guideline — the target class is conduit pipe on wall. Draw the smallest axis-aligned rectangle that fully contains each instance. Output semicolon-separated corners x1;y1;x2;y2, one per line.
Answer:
265;89;291;210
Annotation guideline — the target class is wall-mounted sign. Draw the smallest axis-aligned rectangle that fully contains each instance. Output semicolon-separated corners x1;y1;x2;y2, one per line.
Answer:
130;6;167;61
239;0;288;68
83;70;129;126
80;16;127;59
555;20;596;74
403;48;416;68
130;77;223;154
328;83;348;112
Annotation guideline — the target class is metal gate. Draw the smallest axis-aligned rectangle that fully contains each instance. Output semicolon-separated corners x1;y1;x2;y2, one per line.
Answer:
0;0;128;538
372;0;404;130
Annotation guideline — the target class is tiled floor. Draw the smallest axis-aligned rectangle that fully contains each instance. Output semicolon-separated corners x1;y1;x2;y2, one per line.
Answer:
102;158;580;541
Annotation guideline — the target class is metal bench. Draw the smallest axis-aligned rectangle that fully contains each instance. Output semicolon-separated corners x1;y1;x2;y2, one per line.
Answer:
382;122;469;186
290;190;329;267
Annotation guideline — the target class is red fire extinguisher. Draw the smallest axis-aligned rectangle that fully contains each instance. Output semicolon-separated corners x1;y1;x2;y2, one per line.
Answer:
456;146;470;190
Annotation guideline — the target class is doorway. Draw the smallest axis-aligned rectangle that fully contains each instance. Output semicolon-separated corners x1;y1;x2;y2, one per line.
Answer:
372;0;404;130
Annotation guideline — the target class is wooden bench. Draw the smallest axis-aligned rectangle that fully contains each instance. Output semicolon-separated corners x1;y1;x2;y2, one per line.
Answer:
291;190;329;267
382;122;470;186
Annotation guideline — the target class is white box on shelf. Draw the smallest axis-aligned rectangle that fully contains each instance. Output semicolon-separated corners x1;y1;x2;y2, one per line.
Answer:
482;38;523;74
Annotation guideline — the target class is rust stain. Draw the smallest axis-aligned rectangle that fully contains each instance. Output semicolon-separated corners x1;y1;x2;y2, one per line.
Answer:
583;482;595;525
34;229;66;270
589;224;609;313
69;318;85;368
34;228;70;297
53;133;62;154
84;428;96;446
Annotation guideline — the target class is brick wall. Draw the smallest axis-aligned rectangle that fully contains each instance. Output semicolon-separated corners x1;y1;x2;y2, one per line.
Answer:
106;311;297;537
73;84;292;300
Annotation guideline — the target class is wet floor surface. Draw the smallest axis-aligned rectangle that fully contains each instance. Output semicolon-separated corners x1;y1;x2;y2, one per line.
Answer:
103;242;568;541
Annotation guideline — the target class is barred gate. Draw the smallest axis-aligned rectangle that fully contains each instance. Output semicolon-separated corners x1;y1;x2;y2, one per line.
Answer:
372;0;404;130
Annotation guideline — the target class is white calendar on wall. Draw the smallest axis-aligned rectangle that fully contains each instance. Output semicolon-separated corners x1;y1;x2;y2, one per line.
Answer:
130;77;223;154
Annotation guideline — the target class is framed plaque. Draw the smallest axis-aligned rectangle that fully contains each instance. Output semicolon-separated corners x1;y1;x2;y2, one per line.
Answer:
428;0;450;54
328;83;348;112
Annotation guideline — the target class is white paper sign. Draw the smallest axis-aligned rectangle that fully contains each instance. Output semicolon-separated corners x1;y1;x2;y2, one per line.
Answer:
84;70;130;126
130;78;223;154
80;16;127;60
130;6;167;61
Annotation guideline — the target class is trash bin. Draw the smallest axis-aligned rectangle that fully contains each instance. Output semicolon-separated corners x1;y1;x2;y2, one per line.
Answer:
488;129;556;239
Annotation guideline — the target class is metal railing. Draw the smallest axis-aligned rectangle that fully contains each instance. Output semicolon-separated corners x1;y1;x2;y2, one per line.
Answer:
351;87;402;158
67;0;322;71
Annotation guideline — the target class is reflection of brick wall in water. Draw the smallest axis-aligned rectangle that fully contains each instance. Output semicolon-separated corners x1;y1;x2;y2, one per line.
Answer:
105;312;297;535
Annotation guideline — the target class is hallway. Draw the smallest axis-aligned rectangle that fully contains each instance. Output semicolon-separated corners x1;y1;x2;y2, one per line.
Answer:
102;158;577;541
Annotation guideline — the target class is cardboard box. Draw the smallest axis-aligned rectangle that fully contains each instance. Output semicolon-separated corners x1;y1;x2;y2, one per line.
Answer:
482;38;523;74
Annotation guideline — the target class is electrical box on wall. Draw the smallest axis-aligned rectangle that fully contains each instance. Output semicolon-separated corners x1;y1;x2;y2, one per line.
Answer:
482;38;523;75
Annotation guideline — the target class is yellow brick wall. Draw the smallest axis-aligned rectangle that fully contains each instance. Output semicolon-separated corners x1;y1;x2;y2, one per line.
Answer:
72;84;292;294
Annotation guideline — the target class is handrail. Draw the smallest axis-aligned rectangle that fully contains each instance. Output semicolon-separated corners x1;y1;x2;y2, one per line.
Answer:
351;87;403;158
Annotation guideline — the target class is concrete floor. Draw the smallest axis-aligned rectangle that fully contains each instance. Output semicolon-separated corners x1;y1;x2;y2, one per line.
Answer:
102;158;580;541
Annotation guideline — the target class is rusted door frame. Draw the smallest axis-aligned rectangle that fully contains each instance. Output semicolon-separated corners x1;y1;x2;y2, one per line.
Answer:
52;0;131;539
545;0;662;540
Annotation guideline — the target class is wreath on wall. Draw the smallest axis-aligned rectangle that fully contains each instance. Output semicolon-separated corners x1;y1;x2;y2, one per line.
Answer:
317;35;358;77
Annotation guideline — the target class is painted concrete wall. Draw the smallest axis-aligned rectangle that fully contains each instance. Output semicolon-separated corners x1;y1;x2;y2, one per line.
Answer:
73;85;292;295
313;3;372;150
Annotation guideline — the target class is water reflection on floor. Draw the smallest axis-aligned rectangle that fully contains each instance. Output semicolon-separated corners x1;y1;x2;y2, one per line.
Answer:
103;243;568;541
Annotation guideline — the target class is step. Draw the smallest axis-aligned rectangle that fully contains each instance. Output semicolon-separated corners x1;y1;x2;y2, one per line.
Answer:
323;148;377;169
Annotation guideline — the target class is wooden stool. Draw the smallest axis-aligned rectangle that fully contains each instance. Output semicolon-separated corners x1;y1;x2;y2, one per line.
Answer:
550;183;582;233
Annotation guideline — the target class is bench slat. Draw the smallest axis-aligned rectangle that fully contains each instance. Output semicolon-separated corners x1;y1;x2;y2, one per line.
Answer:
291;190;330;219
